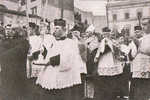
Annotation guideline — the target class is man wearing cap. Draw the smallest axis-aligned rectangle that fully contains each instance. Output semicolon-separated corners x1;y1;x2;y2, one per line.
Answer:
94;27;125;100
134;26;144;39
128;25;143;61
70;24;88;100
80;25;99;99
26;22;43;78
36;18;82;100
129;21;150;100
83;25;99;75
24;20;55;100
70;24;87;74
70;24;82;41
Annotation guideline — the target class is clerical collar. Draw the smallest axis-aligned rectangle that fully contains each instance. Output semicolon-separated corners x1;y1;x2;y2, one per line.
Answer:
55;36;66;41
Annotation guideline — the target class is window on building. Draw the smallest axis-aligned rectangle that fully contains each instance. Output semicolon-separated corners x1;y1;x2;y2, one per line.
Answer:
137;12;142;19
125;13;130;19
112;14;117;21
31;6;37;15
31;0;36;2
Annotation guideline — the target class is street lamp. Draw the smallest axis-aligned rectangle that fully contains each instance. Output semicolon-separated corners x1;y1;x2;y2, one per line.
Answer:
61;0;64;19
137;12;142;27
106;0;109;28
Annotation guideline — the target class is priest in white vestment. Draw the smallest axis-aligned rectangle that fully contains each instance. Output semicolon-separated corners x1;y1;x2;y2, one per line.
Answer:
129;25;150;100
94;27;125;100
26;25;44;78
36;19;82;100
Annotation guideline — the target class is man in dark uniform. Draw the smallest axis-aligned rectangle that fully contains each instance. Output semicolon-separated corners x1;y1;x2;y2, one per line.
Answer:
0;27;30;100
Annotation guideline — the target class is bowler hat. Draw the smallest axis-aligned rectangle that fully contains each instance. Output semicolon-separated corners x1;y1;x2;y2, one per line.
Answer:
134;26;142;31
102;27;111;32
54;19;66;27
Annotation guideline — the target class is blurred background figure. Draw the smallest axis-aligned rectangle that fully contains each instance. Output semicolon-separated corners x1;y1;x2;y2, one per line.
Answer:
0;23;30;100
5;24;12;39
0;21;5;40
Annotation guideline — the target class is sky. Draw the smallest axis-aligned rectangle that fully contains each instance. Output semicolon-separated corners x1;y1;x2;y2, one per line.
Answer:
74;0;107;16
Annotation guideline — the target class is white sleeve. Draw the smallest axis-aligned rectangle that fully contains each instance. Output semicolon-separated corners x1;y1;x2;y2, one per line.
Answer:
95;39;105;58
106;39;114;53
59;40;78;72
120;44;130;55
129;41;138;58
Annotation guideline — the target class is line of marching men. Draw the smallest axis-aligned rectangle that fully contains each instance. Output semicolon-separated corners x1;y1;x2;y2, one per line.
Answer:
1;18;150;100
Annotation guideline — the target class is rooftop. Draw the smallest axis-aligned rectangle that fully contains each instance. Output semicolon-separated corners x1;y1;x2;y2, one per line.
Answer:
107;0;150;7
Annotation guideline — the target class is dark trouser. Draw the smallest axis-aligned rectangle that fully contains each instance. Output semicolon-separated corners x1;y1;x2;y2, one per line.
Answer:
35;84;82;100
129;78;150;100
94;75;122;100
118;63;131;97
72;74;87;100
72;84;84;100
0;78;32;100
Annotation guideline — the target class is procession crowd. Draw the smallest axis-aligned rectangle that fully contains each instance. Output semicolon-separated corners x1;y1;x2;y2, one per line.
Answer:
0;18;150;100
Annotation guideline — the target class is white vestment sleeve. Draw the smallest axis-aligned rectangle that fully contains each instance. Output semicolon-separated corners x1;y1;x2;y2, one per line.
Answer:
129;41;138;58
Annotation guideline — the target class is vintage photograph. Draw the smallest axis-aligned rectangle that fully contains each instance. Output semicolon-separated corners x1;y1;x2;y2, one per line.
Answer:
0;0;150;100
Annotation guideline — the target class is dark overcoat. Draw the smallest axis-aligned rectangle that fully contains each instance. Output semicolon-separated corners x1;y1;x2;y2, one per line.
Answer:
0;38;30;100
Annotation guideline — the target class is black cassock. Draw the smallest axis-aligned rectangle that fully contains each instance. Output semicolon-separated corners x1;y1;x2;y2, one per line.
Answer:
0;38;30;100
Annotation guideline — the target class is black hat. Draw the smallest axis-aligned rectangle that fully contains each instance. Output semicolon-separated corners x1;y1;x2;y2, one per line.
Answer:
54;19;66;27
29;22;36;28
23;26;26;29
102;27;111;32
134;26;142;31
5;24;12;29
71;24;83;33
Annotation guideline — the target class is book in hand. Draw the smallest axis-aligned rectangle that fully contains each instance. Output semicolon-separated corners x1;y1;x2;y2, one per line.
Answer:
32;54;60;67
32;62;47;66
32;50;40;60
32;58;47;66
49;54;60;67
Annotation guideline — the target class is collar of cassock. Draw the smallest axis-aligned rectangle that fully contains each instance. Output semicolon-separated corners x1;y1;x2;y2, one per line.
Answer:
55;36;66;41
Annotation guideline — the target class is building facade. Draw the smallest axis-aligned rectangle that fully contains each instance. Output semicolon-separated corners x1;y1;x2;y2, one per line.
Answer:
21;0;74;28
74;7;94;25
0;0;18;25
93;16;107;32
0;0;19;11
74;7;108;32
0;0;41;26
107;0;150;36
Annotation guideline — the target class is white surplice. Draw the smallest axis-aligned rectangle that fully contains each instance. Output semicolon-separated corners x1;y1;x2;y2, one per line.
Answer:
36;38;82;90
96;38;124;76
26;35;43;78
